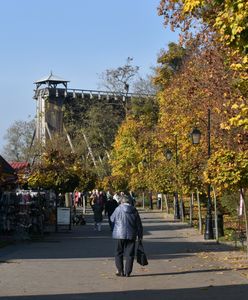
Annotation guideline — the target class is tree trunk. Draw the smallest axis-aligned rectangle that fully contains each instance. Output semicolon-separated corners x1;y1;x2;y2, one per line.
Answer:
240;188;248;255
83;195;86;214
180;194;185;222
164;193;169;214
196;188;203;234
212;186;219;243
55;194;58;232
149;191;153;210
189;192;194;227
142;192;145;209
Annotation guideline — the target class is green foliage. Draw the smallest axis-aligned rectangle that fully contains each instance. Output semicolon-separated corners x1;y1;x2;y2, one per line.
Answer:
63;93;125;174
219;191;240;215
85;103;123;156
152;42;187;88
130;96;159;124
77;168;97;192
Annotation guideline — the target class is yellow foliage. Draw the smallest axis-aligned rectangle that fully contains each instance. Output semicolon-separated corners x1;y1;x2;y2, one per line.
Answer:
183;0;203;13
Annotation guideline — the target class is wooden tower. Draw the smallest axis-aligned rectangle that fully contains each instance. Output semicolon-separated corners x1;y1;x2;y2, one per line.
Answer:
33;72;69;144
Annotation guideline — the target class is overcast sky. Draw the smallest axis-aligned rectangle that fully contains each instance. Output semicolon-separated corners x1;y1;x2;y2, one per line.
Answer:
0;0;179;154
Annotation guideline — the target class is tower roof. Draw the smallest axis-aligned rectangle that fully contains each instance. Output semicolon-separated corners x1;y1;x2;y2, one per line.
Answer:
34;72;69;84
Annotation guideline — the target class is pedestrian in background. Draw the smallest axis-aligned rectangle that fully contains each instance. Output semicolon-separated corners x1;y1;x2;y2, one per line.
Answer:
110;195;143;277
105;195;118;231
92;202;103;231
90;190;103;231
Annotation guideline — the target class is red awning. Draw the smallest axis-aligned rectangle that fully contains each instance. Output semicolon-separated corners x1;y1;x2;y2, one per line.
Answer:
10;162;30;171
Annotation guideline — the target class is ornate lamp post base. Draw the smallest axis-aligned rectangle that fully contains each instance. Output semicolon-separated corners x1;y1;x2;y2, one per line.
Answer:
204;184;214;240
174;192;180;220
149;192;153;210
204;213;214;240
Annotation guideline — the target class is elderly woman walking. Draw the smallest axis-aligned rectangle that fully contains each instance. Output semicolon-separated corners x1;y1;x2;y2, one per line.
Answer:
110;195;143;277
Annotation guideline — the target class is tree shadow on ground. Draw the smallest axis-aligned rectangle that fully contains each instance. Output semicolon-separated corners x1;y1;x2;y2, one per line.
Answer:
0;212;237;261
1;285;248;300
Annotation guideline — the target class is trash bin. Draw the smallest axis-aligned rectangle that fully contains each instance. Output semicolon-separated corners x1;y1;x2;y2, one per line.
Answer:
213;214;224;238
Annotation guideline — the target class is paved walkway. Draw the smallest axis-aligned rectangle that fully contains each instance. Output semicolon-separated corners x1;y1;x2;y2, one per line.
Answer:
0;210;248;299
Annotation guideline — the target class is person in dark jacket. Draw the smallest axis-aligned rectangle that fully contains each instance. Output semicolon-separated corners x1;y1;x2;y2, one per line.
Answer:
110;195;143;277
90;191;104;231
105;196;118;231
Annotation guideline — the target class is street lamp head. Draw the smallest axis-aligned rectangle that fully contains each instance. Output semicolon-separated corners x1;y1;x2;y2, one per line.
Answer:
191;127;201;145
165;149;173;161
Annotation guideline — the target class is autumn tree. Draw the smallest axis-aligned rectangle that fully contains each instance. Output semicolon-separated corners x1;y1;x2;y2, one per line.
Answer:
158;1;248;173
3;119;35;162
158;0;248;62
204;149;248;250
28;149;79;195
28;137;97;195
98;57;139;114
110;117;147;191
152;42;187;88
108;67;164;197
158;0;248;152
99;57;139;94
63;58;159;187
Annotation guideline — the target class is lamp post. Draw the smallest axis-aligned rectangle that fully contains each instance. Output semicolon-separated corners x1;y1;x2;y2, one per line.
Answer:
165;135;180;220
191;108;214;240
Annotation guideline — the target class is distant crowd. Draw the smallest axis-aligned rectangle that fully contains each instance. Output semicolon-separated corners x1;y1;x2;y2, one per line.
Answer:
86;189;136;232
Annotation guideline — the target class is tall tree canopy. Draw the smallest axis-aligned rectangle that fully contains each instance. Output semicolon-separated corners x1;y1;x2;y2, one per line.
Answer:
158;0;248;63
3;119;35;162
